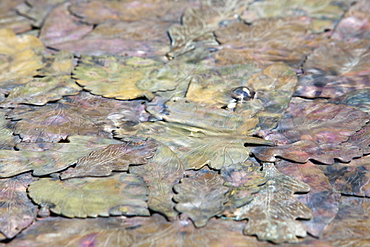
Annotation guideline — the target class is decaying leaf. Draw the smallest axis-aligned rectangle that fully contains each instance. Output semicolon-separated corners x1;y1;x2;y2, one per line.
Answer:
295;40;370;99
221;161;267;212
239;62;298;129
166;1;245;59
241;0;349;32
234;163;312;244
322;197;370;246
6;216;134;247
275;160;340;237
0;0;32;33
0;29;44;90
38;2;93;47
28;173;149;218
253;101;368;164
60;138;158;179
73;55;185;100
319;155;370;197
0;135;121;177
116;120;269;170
130;143;184;220
8;92;148;142
0;111;17;149
215;18;314;67
173;167;229;227
0;174;37;239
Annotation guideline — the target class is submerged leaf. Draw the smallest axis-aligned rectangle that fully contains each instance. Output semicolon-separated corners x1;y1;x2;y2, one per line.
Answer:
8;92;148;142
253;102;368;164
221;161;267;212
173;167;229;227
234;163;312;244
0;29;44;89
28;173;149;218
275;160;340;237
295;40;370;99
0;174;37;239
61;139;158;179
130;143;184;220
0;112;17;149
0;135;121;177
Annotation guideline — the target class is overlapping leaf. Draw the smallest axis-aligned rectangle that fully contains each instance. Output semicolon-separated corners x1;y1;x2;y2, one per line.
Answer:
28;173;149;218
0;135;121;177
319;155;370;197
61;139;158;179
7;92;148;142
166;0;246;59
252;101;369;164
0;1;32;33
0;174;37;239
0;29;44;90
215;18;315;67
221;161;267;212
73;55;187;100
295;40;370;98
173;167;229;227
0;112;17;150
241;0;350;32
233;163;312;244
322;197;370;246
130;143;184;220
275;160;340;237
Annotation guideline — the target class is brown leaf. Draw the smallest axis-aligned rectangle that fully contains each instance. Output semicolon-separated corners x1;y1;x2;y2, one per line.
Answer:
7;216;134;247
61;139;158;179
28;173;149;218
173;167;229;227
214;18;314;67
295;40;370;99
319;155;370;197
234;163;312;244
322;197;370;246
8;92;148;142
38;2;93;47
275;160;340;237
130;143;184;220
0;135;122;178
331;0;370;42
0;174;37;239
221;161;267;211
253;101;368;164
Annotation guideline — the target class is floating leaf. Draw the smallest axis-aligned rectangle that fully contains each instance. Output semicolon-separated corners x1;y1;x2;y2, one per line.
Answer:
61;139;158;179
0;29;44;89
221;161;267;212
8;92;148;142
234;163;312;244
28;173;149;218
295;40;370;98
0;135;121;177
130;143;184;220
322;197;370;246
173;167;229;227
0;174;37;239
275;160;340;237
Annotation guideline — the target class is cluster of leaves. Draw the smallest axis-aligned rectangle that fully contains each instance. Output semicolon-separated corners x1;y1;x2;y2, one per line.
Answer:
0;0;370;246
